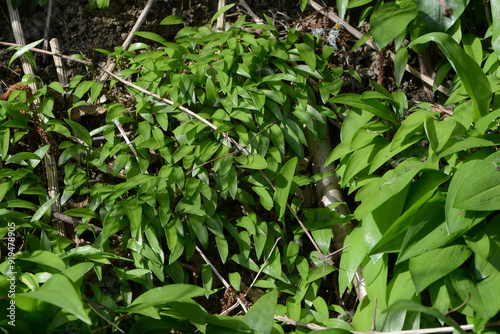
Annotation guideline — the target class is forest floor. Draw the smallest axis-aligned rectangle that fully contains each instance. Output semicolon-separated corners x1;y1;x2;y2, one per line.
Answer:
0;0;437;323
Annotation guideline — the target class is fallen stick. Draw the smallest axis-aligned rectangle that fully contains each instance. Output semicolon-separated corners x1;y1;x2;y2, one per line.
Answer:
6;1;65;236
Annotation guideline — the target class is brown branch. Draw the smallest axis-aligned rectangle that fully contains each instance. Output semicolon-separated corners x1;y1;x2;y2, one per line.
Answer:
52;212;122;243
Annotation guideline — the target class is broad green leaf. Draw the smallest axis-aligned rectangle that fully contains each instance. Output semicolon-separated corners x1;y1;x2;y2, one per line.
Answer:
424;117;466;155
300;0;307;11
370;1;418;49
370;171;449;254
394;47;408;87
20;273;91;324
31;195;59;222
6;152;41;164
341;138;387;187
123;197;143;239
438;135;500;157
243;290;277;334
160;15;185;25
235;153;268;170
417;0;469;32
450;149;500;211
409;244;471;293
216;236;229;263
385;300;466;334
411;33;492;122
63;208;98;219
492;0;500;59
65;119;92;147
130;284;208;307
273;157;298;221
433;63;451;92
462;34;483;65
354;159;427;220
464;218;500;272
296;43;316;71
17;250;66;270
451;270;500;320
133;31;167;45
252;186;274;210
362;185;409;253
339;226;368;294
329;94;398;124
8;39;44;68
62;262;95;283
210;3;235;25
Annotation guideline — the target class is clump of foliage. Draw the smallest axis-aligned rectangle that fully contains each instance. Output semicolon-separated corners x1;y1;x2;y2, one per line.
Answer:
0;0;499;333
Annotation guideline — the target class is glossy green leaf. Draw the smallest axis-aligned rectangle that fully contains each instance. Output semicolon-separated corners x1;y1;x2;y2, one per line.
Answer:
492;0;500;59
371;171;449;254
411;33;492;122
450;150;500;211
386;300;466;334
339;226;367;294
235;153;268;170
355;159;427;220
31;195;59;222
63;208;98;219
130;284;208;307
133;31;167;45
123;197;143;239
329;94;398;124
65;119;92;147
370;1;418;49
464;219;500;272
244;289;277;334
20;273;91;324
409;245;471;293
417;0;468;32
160;15;185;25
8;39;44;68
210;4;235;25
394;46;408;87
252;186;274;210
451;270;500;320
17;250;66;270
273;157;298;221
296;43;316;71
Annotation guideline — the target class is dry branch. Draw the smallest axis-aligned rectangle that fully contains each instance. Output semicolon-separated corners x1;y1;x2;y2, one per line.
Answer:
6;1;65;236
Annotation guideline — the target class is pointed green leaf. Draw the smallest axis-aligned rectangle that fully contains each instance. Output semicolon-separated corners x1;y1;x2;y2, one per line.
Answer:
235;153;268;170
210;4;235;25
17;250;66;270
386;300;466;334
296;43;317;71
451;270;500;320
65;119;92;147
243;290;277;334
409;245;471;293
450;150;500;211
370;1;418;49
8;39;44;68
411;33;492;122
394;46;408;87
130;284;208;307
31;195;59;222
274;157;298;221
20;273;91;324
160;15;185;25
